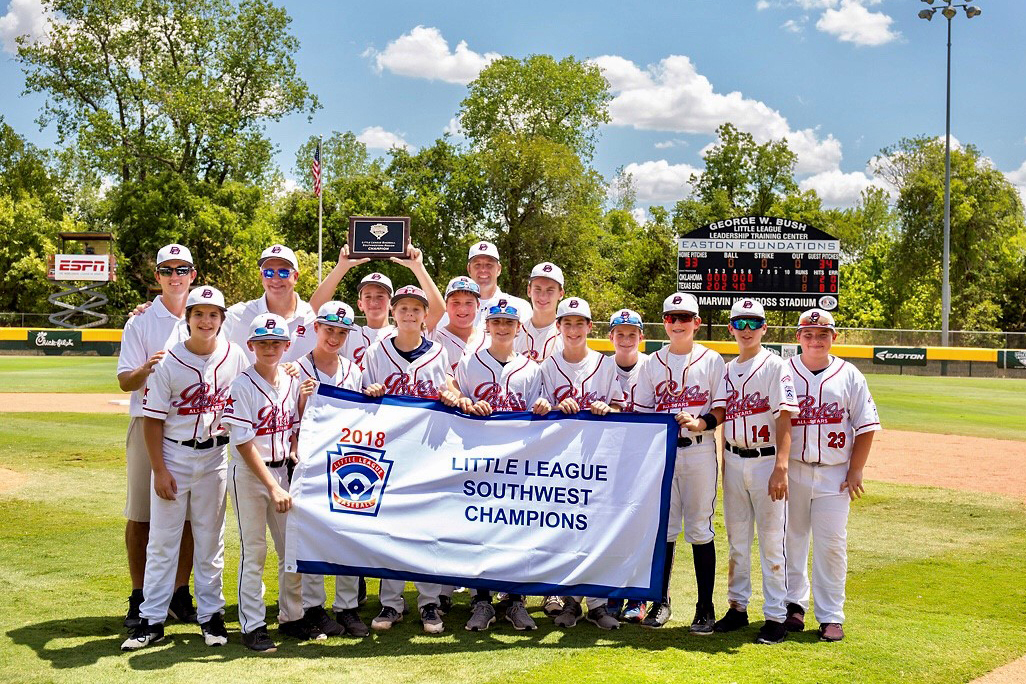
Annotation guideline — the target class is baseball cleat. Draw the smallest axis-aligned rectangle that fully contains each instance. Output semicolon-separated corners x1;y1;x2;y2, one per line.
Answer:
465;600;496;631
783;603;806;632
819;623;845;642
279;616;327;641
756;620;788;644
542;595;564;617
438;593;453;617
554;598;582;628
304;605;344;637
621;600;647;624
242;625;277;652
586;604;621;630
200;613;229;646
371;606;403;631
713;607;750;633
337;608;370;637
124;589;144;629
420;603;445;634
641;601;671;628
690;604;717;635
121;620;164;651
167;586;197;623
505;601;538;631
358;577;368;605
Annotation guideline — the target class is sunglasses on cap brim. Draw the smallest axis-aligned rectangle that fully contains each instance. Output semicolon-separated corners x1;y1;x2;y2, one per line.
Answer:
252;326;286;337
318;314;354;326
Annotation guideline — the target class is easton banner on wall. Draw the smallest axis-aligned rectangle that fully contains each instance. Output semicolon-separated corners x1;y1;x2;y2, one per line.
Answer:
873;347;928;366
285;386;678;600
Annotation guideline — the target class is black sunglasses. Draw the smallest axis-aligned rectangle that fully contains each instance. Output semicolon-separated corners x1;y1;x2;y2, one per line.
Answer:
157;266;193;276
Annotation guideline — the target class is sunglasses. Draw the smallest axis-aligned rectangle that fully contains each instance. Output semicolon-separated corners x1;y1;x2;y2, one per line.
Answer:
157;266;193;276
262;268;294;279
663;313;696;324
320;314;354;326
254;326;286;336
488;305;518;316
730;318;765;331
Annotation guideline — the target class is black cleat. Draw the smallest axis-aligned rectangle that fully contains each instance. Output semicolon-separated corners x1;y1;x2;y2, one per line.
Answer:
713;607;750;633
167;586;197;623
124;589;144;629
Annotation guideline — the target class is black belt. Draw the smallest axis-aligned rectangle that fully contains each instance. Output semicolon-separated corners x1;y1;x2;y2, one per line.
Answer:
728;444;776;458
268;458;288;468
166;435;229;450
676;435;704;448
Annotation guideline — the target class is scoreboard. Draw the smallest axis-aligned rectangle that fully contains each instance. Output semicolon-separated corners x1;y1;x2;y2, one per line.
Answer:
677;216;841;311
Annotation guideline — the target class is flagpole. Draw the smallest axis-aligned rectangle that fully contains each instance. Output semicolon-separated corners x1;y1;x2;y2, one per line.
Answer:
317;135;323;283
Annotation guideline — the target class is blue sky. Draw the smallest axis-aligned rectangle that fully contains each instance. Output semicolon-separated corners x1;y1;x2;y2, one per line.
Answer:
2;0;1024;210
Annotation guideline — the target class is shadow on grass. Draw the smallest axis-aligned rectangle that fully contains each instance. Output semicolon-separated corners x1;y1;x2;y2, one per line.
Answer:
6;600;770;669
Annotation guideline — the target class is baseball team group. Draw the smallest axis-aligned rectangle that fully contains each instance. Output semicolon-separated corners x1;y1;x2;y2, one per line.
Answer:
115;237;880;654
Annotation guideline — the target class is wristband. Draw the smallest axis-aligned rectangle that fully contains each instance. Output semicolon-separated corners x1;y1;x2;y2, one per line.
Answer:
699;412;718;430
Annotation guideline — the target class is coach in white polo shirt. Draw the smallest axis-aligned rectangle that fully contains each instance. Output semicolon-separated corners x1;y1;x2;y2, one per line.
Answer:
116;243;198;629
224;244;317;364
441;241;532;328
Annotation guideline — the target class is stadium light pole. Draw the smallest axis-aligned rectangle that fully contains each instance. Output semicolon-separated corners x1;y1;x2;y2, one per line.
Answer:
918;0;982;347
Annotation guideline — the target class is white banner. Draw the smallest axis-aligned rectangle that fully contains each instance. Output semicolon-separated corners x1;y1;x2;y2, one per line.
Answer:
285;386;677;600
53;253;112;281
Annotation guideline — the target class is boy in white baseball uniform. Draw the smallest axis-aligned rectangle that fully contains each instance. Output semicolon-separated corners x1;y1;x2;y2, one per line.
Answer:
122;286;248;651
606;308;650;623
539;297;624;631
295;302;371;639
632;292;726;632
117;243;197;628
712;298;798;644
783;309;880;643
222;313;324;652
514;262;564;362
441;301;550;632
362;285;451;634
432;276;488;373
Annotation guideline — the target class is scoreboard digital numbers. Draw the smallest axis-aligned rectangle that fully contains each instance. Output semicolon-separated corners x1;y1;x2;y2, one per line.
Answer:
677;216;840;311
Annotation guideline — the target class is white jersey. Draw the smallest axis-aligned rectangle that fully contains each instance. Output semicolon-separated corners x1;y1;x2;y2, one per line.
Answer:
514;317;562;362
361;336;450;400
438;289;532;329
455;349;544;412
222;366;300;465
787;355;881;466
632;343;726;438
118;295;190;417
142;339;249;442
431;325;489;374
342;324;396;368
224;293;317;364
615;353;649;413
539;349;624;410
715;348;799;449
296;352;363;391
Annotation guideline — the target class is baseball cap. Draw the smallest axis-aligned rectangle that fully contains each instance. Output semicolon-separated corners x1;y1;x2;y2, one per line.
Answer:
730;298;766;320
609;308;643;330
662;292;700;315
797;308;836;330
391;285;429;308
186;286;227;311
248;313;291;342
556;297;592;321
258;244;299;270
316;301;357;330
358;272;393;295
445;276;481;299
468;241;500;262
529;262;565;287
485;299;520;321
156;244;193;266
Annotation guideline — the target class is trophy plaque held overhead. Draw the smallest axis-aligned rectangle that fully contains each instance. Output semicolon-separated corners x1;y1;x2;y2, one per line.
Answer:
348;216;411;259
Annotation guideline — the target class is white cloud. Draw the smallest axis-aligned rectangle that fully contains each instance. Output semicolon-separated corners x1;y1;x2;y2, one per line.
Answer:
782;18;805;33
592;54;842;174
799;168;889;208
622;160;701;204
443;116;465;139
756;1;771;10
366;25;500;85
0;0;49;54
816;0;900;46
631;207;648;224
654;138;687;150
357;126;415;151
1006;160;1026;205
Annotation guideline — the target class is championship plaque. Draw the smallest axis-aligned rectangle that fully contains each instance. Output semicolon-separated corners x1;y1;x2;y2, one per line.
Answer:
348;216;411;259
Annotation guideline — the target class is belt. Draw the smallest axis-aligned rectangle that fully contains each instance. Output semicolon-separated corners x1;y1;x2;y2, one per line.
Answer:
728;443;776;458
268;458;288;468
676;435;704;448
166;435;229;450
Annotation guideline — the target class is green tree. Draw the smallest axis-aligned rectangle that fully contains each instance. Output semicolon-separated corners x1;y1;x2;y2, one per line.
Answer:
18;0;318;185
294;131;372;187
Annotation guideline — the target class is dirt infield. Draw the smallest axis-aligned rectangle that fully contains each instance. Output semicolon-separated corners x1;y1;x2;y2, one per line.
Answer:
0;393;130;412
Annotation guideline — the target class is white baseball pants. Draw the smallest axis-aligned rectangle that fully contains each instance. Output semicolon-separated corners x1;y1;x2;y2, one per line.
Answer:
667;440;718;544
379;579;443;612
723;450;788;621
140;443;227;624
229;459;303;633
785;459;850;624
301;573;359;611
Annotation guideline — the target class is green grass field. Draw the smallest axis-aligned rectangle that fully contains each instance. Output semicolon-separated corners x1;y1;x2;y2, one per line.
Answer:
0;356;122;393
2;358;1025;682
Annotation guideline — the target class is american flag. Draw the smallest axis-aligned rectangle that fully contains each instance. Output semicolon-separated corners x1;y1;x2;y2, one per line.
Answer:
312;141;322;197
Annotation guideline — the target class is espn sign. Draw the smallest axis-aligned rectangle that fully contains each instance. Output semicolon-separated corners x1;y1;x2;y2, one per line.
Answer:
53;254;113;281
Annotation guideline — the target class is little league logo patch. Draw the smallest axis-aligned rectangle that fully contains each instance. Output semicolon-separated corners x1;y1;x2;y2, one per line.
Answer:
327;442;393;516
369;223;388;239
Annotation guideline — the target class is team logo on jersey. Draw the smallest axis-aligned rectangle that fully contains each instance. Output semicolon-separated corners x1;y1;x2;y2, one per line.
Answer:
171;382;230;415
791;395;844;426
382;372;440;399
254;405;295;436
652;382;709;411
327;442;393;516
724;390;770;420
296;325;306;337
472;383;528;411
